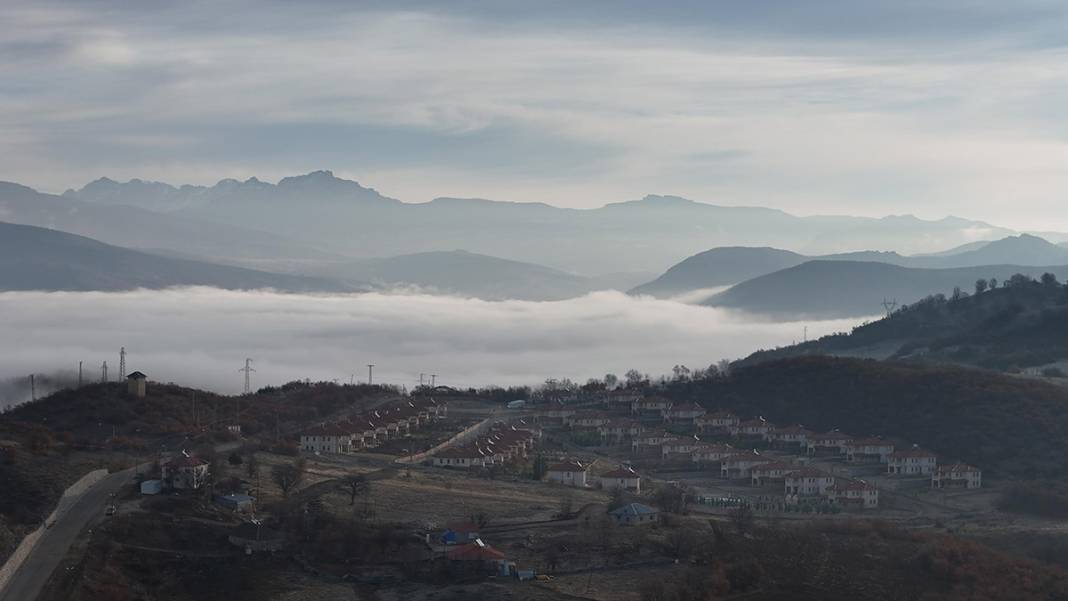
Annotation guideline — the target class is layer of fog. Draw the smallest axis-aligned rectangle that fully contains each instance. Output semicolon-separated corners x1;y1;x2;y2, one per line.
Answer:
0;288;865;406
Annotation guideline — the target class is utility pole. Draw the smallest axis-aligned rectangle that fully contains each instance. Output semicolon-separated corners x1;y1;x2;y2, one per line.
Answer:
119;347;126;380
239;358;256;395
431;374;437;387
803;326;808;343
78;361;83;387
367;364;374;386
30;374;35;402
101;361;108;383
419;373;425;387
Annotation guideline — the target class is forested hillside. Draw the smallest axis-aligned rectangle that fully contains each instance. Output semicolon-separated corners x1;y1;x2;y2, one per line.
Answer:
742;272;1068;370
662;355;1068;478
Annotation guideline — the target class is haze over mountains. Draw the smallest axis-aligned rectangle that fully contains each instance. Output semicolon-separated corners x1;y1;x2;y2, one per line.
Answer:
56;170;1020;274
0;222;355;293
5;171;1068;310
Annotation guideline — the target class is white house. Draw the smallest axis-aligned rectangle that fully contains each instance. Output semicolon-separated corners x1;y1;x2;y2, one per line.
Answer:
888;448;938;475
784;467;835;497
663;402;707;424
696;410;740;434
546;459;589;487
767;424;811;448
732;419;772;439
750;461;800;486
161;454;210;490
806;431;853;456
931;463;982;489
300;423;354;454
433;445;488;468
691;443;735;465
721;452;773;479
845;437;895;463
599;466;641;493
829;479;879;509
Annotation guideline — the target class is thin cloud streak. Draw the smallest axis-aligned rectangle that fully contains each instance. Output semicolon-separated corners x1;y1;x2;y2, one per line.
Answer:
0;288;864;404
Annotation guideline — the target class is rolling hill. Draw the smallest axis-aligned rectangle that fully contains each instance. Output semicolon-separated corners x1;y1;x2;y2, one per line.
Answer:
632;234;1068;298
317;250;643;301
0;222;356;292
738;272;1068;371
702;260;1068;318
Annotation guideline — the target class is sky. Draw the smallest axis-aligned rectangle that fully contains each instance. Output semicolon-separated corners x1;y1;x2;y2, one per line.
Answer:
0;288;865;405
2;1;1068;228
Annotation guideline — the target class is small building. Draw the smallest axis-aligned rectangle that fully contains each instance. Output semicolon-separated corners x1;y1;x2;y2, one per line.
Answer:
300;423;354;454
433;446;488;469
663;402;707;424
441;520;481;545
888;447;938;476
161;454;209;490
784;468;835;497
830;479;879;509
696;410;740;434
845;437;894;463
931;463;982;489
139;479;163;495
599;466;641;493
215;493;256;512
721;452;773;479
546;459;589;487
229;521;285;553
126;371;147;399
732;419;772;439
806;431;853;456
609;502;659;526
750;461;800;486
632;397;672;415
446;540;510;576
767;424;811;448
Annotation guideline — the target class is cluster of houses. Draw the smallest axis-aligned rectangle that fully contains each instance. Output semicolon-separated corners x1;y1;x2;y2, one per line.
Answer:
431;424;540;469
538;396;984;511
299;398;448;454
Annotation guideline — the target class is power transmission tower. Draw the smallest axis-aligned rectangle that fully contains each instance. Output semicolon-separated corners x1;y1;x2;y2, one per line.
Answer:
881;298;898;318
101;361;108;383
78;361;83;387
430;374;437;387
367;364;374;386
419;373;425;387
239;358;256;395
119;347;126;380
30;374;35;402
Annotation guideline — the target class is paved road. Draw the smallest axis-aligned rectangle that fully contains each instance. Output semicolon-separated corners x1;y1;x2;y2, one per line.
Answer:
0;466;141;601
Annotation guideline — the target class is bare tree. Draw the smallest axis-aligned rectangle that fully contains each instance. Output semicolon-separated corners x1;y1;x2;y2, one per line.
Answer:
271;457;306;498
343;474;369;506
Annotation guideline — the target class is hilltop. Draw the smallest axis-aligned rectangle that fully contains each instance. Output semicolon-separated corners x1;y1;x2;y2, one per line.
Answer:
0;221;357;293
663;355;1068;479
739;272;1068;371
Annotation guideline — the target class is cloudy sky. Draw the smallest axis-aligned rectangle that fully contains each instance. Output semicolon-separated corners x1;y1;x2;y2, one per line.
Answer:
2;1;1068;228
0;288;864;404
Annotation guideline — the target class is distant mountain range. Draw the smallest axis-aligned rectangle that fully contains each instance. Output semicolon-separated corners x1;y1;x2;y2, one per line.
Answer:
56;170;1023;274
631;234;1068;297
0;221;355;293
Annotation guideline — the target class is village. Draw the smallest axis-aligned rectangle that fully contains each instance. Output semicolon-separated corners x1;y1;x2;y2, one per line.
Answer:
29;374;997;601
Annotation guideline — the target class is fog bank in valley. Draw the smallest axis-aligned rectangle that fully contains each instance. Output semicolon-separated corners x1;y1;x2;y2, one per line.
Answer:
0;288;865;406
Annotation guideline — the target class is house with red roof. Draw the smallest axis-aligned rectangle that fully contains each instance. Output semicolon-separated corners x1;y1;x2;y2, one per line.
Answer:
546;459;590;487
691;443;735;465
750;461;801;486
931;463;982;489
598;419;643;444
695;410;740;434
663;402;707;424
720;451;773;479
806;431;853;456
433;445;489;469
845;437;894;463
784;467;835;497
888;447;938;475
829;479;879;509
161;453;210;490
446;540;510;576
767;424;811;448
731;418;772;439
